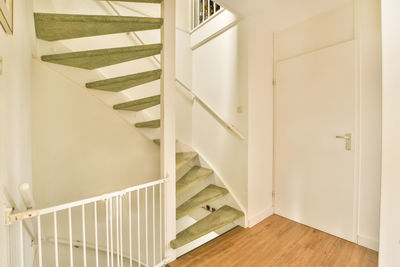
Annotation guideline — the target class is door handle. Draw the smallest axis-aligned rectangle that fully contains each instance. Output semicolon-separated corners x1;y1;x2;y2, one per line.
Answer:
336;133;352;151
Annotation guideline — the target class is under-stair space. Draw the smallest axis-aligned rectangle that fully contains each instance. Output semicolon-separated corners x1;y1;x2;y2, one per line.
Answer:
33;0;165;138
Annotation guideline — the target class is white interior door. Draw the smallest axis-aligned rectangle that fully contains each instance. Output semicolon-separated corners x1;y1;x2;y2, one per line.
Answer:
275;41;357;242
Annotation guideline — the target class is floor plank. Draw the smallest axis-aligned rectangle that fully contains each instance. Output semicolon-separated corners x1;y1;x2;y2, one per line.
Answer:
169;215;378;267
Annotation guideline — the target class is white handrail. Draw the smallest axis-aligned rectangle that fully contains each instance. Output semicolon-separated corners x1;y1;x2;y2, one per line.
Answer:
176;79;246;140
6;179;167;223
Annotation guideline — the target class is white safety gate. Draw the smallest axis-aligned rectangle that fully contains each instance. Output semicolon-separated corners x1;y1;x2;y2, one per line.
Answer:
5;179;168;267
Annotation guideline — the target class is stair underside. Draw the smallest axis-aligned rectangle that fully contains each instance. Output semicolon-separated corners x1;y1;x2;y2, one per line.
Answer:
176;184;228;220
135;119;160;128
171;205;244;249
177;166;214;194
86;69;161;92
104;0;162;2
41;44;162;70
34;13;163;41
114;95;160;111
176;152;198;171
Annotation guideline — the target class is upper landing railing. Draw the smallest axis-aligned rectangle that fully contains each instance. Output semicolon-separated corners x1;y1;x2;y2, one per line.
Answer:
191;0;224;30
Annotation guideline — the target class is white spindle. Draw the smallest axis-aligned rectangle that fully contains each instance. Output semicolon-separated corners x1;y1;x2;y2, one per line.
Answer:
119;196;123;267
159;184;162;263
82;205;87;267
145;187;148;266
196;0;199;27
208;0;210;20
106;199;110;267
129;192;132;267
94;202;99;267
19;221;24;267
54;212;59;267
116;197;120;267
68;208;73;267
214;1;216;15
192;0;194;29
137;190;141;267
202;0;204;23
37;216;42;267
152;186;156;266
110;198;114;267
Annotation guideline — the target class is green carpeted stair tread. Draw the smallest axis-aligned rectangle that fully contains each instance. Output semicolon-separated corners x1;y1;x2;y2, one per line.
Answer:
34;13;163;41
41;44;162;70
176;152;198;171
176;184;228;220
135;119;160;128
153;139;179;146
177;166;214;194
170;205;244;249
113;95;160;111
86;69;162;92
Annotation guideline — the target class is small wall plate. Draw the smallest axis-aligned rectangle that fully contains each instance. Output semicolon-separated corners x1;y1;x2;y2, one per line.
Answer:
0;57;3;75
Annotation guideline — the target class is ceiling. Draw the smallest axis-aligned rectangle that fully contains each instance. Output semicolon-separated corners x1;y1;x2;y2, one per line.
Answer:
216;0;352;31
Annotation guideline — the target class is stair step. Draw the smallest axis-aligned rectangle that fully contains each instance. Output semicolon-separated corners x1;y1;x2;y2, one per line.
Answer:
153;139;179;146
177;166;214;194
176;152;198;171
176;185;228;220
153;139;161;145
170;205;244;249
104;0;162;3
114;95;160;111
135;119;160;128
34;13;163;41
41;44;162;70
86;69;162;92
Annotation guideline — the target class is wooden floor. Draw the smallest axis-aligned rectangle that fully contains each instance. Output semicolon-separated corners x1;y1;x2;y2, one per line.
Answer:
169;215;378;267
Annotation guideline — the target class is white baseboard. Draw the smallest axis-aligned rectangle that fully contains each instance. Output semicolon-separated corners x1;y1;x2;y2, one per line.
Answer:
358;235;379;251
248;207;274;228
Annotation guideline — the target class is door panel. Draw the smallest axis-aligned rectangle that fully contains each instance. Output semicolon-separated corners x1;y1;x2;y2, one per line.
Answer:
275;41;356;242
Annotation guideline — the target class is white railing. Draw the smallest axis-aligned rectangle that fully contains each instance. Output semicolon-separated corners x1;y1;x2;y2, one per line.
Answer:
5;179;168;267
192;0;223;30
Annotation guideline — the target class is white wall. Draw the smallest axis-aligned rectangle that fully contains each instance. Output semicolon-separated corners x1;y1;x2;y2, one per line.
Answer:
0;0;35;265
247;16;274;226
379;0;400;265
216;0;351;30
274;0;381;250
358;0;382;251
191;19;249;210
176;0;193;146
32;60;161;208
175;2;275;223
